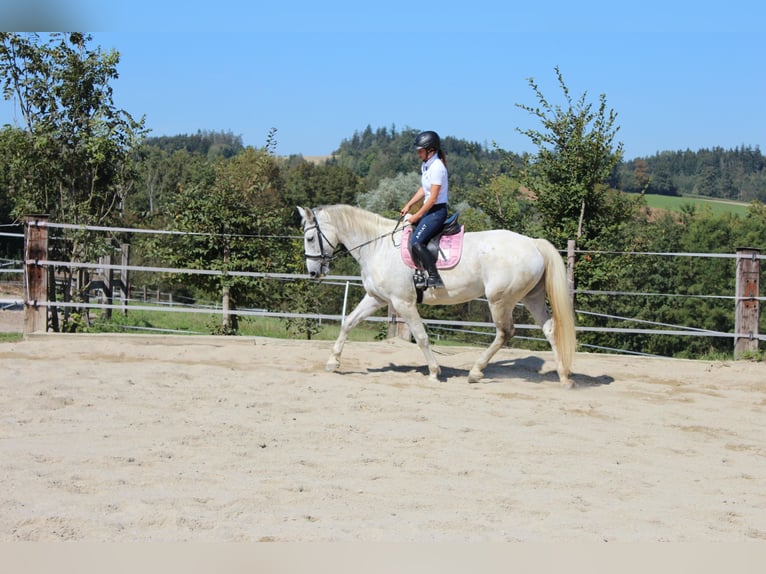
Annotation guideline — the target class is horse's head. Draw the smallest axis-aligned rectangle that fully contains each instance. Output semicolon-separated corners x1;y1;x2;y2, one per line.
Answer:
297;206;336;279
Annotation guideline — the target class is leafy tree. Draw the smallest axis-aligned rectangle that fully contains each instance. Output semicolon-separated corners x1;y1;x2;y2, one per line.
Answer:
357;172;420;216
515;66;624;245
128;146;214;220
738;201;766;248
465;172;536;233
157;140;288;333
0;33;145;223
282;161;365;208
0;32;146;329
0;161;18;260
127;131;246;220
646;169;678;196
281;244;323;340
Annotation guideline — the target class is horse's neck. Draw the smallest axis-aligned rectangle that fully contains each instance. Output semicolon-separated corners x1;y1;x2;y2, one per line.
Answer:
328;207;389;262
336;227;375;263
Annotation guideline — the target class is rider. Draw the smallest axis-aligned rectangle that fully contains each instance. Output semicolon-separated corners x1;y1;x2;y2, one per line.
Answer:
400;130;448;289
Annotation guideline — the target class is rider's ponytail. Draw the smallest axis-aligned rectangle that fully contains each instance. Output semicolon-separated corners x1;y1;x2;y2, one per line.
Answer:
438;149;447;169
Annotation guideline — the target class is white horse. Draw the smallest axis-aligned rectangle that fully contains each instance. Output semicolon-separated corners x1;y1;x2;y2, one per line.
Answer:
298;204;576;388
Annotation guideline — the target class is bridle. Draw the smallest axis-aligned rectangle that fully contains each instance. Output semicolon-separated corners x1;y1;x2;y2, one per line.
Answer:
303;209;339;266
303;208;407;267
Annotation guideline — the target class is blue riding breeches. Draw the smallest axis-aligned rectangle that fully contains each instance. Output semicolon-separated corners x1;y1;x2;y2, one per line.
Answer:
410;203;448;248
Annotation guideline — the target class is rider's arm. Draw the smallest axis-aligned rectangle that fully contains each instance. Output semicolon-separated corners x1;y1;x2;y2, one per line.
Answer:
401;188;425;218
408;184;440;225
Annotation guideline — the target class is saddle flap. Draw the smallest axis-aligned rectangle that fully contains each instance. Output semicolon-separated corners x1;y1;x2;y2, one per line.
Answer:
401;224;465;270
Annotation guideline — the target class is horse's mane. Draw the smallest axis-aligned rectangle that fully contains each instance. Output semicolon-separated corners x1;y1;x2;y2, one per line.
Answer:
319;204;396;237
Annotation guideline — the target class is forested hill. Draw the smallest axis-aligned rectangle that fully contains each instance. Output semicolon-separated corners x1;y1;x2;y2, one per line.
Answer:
324;126;765;203
145;130;245;160
137;126;765;204
614;146;766;202
327;125;520;191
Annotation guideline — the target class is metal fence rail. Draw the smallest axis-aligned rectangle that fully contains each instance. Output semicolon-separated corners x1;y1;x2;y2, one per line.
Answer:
5;218;763;358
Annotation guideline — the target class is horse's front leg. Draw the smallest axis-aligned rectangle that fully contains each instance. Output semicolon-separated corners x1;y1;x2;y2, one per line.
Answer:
394;301;441;382
326;293;386;372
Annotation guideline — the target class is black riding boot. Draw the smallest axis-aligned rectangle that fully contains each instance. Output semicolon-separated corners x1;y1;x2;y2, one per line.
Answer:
412;243;445;288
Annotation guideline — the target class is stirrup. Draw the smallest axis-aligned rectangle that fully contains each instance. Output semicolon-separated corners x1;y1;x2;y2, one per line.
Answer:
413;270;427;289
426;272;444;289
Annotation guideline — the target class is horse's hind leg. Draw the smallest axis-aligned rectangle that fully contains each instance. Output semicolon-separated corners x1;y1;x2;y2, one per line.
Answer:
522;284;574;388
468;298;515;383
326;293;385;372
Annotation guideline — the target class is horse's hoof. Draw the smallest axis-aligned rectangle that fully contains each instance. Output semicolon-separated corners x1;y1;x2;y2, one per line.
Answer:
326;359;340;372
562;378;575;389
468;369;483;384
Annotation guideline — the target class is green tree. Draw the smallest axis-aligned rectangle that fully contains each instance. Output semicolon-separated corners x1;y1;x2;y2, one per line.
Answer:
0;32;146;329
357;172;420;216
0;33;145;224
466;172;536;233
157;137;294;334
128;146;214;220
282;161;365;207
128;131;244;220
516;66;624;245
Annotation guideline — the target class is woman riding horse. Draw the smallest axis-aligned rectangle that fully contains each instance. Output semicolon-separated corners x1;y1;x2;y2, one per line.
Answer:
400;130;449;289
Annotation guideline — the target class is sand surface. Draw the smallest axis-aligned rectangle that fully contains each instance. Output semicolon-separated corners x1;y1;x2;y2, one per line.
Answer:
1;326;765;542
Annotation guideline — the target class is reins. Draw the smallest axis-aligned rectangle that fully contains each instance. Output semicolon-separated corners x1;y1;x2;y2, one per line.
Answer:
304;210;406;264
391;215;406;248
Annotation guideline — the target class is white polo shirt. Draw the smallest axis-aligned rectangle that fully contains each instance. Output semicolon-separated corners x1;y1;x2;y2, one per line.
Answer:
421;154;449;204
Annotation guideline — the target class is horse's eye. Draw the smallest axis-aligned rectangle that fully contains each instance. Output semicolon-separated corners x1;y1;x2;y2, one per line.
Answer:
306;234;315;243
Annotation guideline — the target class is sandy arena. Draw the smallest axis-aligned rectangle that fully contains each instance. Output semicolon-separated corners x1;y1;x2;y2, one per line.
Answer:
1;313;765;542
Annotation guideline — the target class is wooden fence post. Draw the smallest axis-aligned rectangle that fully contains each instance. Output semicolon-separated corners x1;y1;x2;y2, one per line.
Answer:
23;215;49;334
99;254;113;320
388;307;410;341
734;247;760;358
120;243;130;316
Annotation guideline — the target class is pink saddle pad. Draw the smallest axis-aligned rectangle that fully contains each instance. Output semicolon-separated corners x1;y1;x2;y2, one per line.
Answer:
401;225;465;270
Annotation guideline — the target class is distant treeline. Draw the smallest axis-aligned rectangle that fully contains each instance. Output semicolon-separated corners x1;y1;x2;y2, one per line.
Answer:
140;126;765;204
144;130;245;160
614;146;766;201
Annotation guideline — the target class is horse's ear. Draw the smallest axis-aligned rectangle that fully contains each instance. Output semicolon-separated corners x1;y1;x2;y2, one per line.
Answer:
296;206;309;224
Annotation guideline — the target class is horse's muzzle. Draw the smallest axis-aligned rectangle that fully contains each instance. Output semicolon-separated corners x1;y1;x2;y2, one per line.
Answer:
307;265;328;280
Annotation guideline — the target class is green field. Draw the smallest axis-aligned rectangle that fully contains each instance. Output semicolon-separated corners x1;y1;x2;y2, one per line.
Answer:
83;307;386;342
641;193;751;217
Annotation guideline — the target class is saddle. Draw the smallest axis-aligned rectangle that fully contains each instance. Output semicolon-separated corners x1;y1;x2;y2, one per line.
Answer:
401;212;464;270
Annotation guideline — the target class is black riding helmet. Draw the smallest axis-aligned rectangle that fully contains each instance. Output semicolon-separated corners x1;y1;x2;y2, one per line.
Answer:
414;130;440;151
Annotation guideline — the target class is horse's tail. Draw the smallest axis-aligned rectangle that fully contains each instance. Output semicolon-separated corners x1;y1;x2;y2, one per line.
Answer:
534;238;576;377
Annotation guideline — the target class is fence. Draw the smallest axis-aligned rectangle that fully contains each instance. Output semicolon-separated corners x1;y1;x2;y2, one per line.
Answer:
5;216;765;358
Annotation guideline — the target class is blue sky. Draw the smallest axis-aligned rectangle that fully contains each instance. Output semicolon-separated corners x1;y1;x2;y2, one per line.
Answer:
2;1;764;159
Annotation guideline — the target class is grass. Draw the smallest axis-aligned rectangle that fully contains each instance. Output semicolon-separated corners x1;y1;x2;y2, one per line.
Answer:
84;306;385;342
642;193;751;217
0;332;22;343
